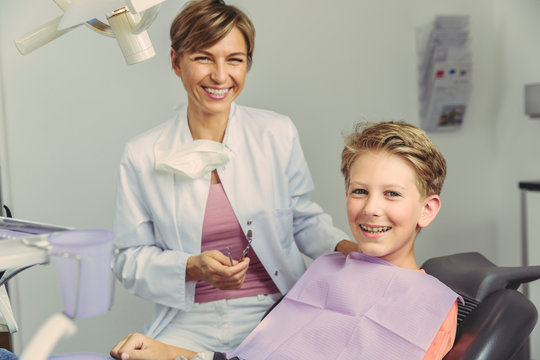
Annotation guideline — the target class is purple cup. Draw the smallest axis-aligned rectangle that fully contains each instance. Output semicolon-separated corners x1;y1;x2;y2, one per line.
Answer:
48;354;113;359
48;354;112;359
48;229;114;318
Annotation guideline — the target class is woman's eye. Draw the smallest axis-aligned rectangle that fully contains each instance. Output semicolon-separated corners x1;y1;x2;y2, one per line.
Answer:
194;56;212;63
228;57;245;64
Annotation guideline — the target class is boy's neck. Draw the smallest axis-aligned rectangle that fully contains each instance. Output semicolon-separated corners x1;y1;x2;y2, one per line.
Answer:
384;255;419;270
401;260;420;270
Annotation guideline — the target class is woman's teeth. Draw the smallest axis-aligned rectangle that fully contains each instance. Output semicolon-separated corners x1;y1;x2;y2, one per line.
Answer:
360;225;391;233
205;87;229;96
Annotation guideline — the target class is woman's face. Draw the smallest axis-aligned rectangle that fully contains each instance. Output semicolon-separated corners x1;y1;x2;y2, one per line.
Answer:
171;27;248;121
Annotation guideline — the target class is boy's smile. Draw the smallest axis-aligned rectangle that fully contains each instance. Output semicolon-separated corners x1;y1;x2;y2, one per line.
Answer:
346;151;439;269
360;224;392;235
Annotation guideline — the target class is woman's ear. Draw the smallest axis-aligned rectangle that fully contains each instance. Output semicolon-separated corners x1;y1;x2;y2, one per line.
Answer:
171;49;182;77
417;195;441;229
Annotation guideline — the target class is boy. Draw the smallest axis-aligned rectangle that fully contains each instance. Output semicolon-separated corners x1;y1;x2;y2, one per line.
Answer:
110;121;459;360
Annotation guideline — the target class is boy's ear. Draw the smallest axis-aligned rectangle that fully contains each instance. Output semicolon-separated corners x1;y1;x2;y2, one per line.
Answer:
171;49;182;77
418;195;441;229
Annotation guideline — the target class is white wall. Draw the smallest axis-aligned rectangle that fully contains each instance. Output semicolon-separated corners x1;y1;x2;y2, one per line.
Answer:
493;0;540;264
0;18;12;218
0;0;538;357
492;1;540;357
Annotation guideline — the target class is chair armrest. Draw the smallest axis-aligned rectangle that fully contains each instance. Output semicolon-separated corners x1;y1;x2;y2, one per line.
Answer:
422;252;540;301
444;289;537;360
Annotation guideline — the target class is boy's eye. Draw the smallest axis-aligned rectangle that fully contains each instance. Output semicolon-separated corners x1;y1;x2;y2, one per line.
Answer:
386;191;400;197
351;188;367;195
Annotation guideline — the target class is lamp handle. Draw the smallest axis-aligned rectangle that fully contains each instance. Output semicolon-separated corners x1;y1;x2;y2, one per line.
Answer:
14;16;75;55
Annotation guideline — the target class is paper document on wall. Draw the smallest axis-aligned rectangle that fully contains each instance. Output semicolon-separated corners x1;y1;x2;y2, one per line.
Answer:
417;15;471;132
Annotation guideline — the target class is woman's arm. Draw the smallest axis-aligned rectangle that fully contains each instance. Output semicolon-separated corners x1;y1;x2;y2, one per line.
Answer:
112;144;194;309
284;123;351;258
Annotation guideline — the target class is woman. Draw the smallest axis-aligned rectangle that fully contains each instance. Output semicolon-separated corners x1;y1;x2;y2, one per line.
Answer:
112;0;355;354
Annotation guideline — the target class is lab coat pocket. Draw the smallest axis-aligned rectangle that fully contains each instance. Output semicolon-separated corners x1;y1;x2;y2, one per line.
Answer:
272;208;293;248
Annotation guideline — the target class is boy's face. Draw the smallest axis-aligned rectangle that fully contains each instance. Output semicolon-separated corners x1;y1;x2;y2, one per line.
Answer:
346;151;440;269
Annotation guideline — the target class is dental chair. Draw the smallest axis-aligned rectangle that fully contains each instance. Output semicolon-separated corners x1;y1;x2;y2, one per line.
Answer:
260;251;540;360
422;252;540;360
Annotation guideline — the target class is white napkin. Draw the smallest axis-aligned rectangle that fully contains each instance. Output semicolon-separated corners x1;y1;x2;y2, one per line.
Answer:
155;139;232;179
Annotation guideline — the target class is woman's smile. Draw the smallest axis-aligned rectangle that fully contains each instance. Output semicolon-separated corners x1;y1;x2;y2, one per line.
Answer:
203;86;232;99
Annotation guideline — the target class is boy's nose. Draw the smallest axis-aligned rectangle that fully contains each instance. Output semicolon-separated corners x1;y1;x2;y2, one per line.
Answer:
362;196;383;216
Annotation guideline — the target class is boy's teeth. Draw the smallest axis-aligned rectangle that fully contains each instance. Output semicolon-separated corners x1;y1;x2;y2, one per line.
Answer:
360;225;391;233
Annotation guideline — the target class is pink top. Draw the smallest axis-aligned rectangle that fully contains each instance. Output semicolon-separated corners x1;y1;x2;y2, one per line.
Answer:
194;183;280;303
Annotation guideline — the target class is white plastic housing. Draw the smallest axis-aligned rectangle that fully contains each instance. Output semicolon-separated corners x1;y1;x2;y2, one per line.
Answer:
107;9;155;65
127;0;165;14
57;0;126;30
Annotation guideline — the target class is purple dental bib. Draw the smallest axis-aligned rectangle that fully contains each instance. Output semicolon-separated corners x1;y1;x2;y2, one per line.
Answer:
228;252;459;360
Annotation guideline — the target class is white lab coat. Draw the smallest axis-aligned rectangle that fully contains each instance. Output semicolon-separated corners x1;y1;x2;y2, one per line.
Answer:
112;103;349;337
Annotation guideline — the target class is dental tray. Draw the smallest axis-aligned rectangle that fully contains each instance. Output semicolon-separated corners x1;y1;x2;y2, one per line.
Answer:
0;216;71;240
0;217;72;271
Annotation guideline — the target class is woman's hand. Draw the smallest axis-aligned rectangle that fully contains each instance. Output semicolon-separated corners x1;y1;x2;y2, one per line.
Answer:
186;250;250;289
110;333;197;360
335;240;359;256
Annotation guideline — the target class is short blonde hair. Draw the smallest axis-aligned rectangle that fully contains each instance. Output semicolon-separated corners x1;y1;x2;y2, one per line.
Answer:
341;121;447;198
170;0;255;69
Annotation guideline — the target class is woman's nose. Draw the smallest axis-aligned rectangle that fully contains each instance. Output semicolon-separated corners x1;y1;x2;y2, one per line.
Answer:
210;62;227;83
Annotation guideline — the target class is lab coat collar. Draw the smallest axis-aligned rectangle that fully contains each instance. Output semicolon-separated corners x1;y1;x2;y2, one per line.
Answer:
153;105;233;179
222;103;241;153
154;103;240;155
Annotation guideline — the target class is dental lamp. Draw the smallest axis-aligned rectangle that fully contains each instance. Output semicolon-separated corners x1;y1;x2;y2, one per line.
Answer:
15;0;169;65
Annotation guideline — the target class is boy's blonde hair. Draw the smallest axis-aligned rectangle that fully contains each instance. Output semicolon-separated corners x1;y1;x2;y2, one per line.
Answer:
170;0;255;69
341;121;447;198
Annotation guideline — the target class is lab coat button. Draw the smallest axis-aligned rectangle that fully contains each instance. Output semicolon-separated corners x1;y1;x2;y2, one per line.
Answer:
247;220;252;225
274;270;279;276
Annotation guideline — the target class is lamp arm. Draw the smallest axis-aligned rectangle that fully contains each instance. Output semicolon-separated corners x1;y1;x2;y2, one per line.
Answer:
52;0;115;37
132;4;161;34
53;0;70;12
49;0;158;37
19;313;77;360
85;19;115;37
